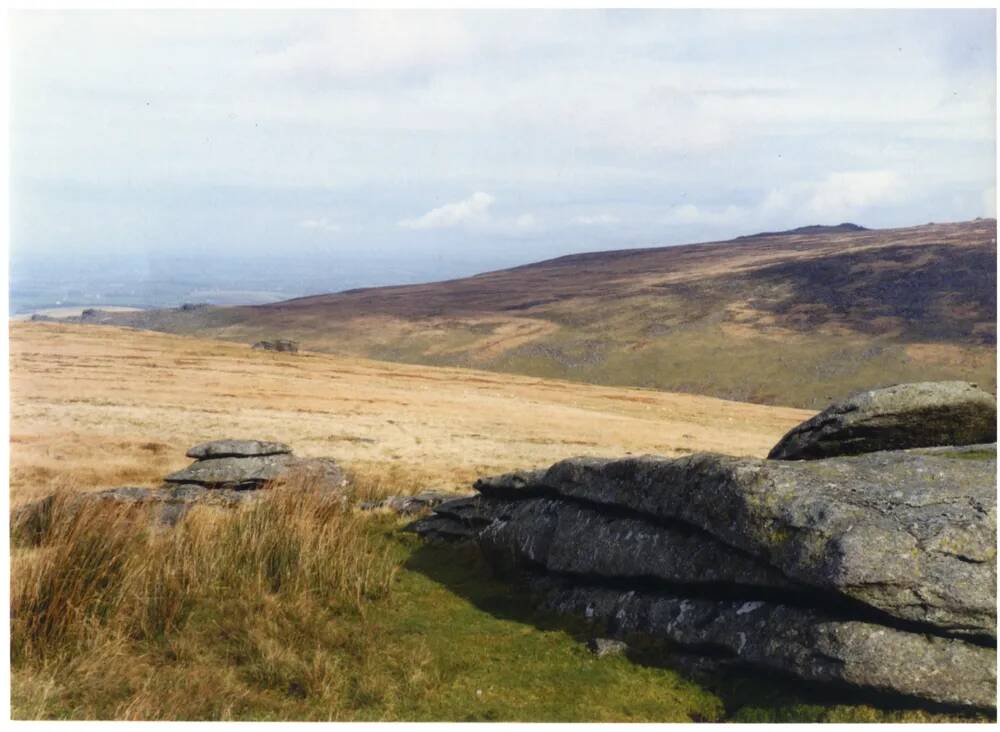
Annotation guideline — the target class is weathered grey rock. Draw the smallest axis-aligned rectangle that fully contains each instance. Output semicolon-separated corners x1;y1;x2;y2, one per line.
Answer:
165;454;298;488
469;495;796;591
405;496;504;543
527;450;996;639
434;496;494;524
186;439;292;460
165;454;345;491
411;436;997;709
769;381;997;460
12;484;261;533
15;462;350;534
534;578;996;710
14;441;348;538
405;514;479;543
359;490;472;515
474;469;549;498
280;456;347;491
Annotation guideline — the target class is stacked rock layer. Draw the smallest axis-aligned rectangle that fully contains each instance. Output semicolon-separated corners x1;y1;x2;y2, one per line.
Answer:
16;440;347;529
411;382;998;710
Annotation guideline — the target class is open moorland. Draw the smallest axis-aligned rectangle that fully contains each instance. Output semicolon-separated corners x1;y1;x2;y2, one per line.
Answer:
13;321;988;722
9;321;809;508
66;219;997;408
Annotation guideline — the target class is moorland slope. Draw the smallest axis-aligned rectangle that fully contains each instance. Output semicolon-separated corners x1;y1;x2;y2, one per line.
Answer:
55;219;997;408
9;321;809;506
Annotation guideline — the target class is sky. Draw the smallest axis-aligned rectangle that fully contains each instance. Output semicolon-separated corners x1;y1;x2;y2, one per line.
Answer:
9;9;998;302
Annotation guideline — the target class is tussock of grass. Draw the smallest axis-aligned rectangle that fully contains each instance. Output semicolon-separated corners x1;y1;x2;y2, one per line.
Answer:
342;462;422;504
11;481;403;719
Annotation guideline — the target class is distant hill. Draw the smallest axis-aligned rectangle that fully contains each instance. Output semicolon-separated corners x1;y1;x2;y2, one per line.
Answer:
736;223;868;239
67;219;997;408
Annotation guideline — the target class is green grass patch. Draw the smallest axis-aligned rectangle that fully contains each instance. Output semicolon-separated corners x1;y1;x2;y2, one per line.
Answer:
933;448;997;461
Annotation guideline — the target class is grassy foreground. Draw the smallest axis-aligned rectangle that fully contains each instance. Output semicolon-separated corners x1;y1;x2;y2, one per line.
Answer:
10;487;987;722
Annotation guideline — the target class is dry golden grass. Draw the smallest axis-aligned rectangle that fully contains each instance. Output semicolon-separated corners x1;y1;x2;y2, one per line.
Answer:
12;489;395;659
11;477;405;720
10;321;811;506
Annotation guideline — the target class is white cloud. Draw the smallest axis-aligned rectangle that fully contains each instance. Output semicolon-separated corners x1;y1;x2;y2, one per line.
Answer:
399;192;495;230
398;193;541;235
984;186;997;218
512;213;540;232
298;217;341;233
257;11;474;80
665;204;703;224
574;213;619;226
660;203;749;226
653;171;905;234
805;171;904;218
11;10;996;266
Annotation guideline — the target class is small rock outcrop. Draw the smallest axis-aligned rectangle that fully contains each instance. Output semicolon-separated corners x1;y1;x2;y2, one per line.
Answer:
768;381;996;460
166;440;343;491
14;441;347;529
410;383;998;710
251;339;300;353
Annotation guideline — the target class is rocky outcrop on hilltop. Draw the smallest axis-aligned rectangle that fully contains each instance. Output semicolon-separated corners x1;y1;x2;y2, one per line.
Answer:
768;381;996;460
410;383;998;710
14;440;347;530
251;339;299;353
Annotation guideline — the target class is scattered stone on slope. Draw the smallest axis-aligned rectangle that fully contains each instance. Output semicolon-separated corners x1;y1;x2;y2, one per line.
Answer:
768;381;997;460
251;339;299;353
186;439;292;460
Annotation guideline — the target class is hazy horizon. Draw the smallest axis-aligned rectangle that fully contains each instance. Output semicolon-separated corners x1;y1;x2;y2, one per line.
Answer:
10;9;997;311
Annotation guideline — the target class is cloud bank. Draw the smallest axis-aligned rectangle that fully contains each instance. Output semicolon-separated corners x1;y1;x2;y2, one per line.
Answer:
10;9;997;284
